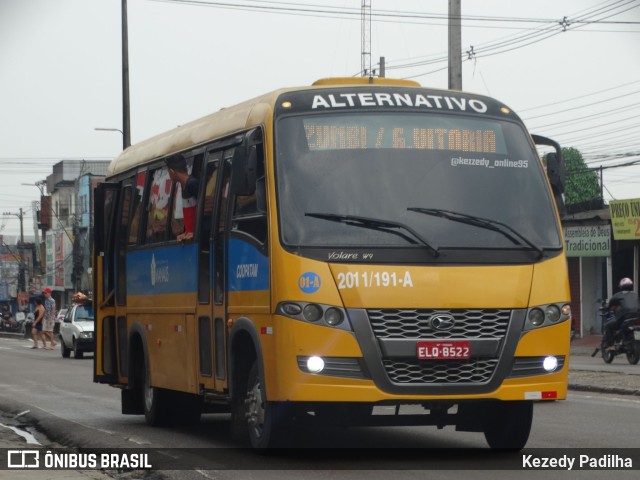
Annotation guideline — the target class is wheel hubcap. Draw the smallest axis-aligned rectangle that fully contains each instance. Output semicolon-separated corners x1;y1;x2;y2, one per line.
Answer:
245;379;265;438
144;377;154;411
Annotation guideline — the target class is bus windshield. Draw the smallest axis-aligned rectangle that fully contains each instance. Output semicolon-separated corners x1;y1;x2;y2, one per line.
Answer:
275;112;562;258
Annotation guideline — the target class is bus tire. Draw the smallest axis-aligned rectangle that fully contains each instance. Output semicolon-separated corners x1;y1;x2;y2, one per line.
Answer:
244;360;288;449
139;350;171;426
483;401;532;451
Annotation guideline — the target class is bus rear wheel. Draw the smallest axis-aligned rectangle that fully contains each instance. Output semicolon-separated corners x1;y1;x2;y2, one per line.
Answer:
137;349;171;426
483;401;533;450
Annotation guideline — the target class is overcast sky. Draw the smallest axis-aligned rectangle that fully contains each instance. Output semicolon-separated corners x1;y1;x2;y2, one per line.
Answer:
1;0;639;239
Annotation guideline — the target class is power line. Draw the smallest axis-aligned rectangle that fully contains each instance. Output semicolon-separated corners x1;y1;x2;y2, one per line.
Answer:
519;79;640;113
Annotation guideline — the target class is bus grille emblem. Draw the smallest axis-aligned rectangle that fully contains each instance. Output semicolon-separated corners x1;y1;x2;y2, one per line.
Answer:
430;314;455;331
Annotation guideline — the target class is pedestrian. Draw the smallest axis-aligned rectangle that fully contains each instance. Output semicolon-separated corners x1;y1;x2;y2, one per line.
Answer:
31;298;46;349
42;288;57;350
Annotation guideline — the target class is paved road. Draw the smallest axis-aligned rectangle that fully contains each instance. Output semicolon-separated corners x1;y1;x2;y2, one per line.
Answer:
1;333;639;479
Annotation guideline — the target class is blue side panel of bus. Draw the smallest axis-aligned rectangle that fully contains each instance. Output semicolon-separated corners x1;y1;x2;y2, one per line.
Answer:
127;244;199;296
227;237;269;292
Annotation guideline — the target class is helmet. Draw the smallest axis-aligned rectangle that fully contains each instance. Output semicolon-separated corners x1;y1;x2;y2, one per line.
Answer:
619;277;633;290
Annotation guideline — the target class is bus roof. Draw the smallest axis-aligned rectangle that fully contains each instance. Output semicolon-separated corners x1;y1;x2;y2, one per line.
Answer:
107;77;513;177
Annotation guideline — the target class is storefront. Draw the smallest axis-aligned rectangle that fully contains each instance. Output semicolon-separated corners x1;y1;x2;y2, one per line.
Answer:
564;216;612;336
609;197;640;294
563;198;640;338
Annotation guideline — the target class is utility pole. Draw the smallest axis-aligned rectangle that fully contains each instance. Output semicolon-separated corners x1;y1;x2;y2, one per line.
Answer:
361;0;371;77
3;209;26;293
122;0;131;149
3;209;24;245
448;0;462;90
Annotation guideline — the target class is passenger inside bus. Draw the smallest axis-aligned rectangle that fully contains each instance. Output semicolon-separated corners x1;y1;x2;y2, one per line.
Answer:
166;154;199;242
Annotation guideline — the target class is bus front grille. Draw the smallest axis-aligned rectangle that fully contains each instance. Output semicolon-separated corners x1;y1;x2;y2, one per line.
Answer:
382;358;499;384
367;308;511;339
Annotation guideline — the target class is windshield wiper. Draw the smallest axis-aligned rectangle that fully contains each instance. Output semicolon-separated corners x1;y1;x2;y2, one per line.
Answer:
407;207;543;259
305;212;439;257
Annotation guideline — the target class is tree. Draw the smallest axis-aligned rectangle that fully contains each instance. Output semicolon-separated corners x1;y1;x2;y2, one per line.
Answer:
561;147;601;207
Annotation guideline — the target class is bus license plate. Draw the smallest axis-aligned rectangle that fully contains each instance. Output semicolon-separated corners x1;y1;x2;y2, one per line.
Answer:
417;341;471;360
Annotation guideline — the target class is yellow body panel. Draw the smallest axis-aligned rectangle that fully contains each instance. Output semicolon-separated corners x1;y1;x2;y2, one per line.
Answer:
261;315;568;402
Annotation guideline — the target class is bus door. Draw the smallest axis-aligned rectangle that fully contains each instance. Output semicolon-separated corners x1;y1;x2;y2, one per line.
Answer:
113;177;140;382
94;183;119;383
196;148;233;393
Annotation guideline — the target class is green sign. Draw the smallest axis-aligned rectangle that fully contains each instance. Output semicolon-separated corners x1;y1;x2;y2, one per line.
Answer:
564;225;611;257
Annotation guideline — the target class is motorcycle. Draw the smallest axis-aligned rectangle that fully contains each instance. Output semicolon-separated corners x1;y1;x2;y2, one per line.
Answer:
591;300;640;364
0;312;22;333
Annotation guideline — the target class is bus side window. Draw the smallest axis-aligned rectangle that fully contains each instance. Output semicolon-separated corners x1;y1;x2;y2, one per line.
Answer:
232;143;267;245
101;188;117;305
214;155;233;305
145;167;172;244
171;183;185;240
116;186;133;305
128;171;147;245
197;154;221;303
169;155;199;242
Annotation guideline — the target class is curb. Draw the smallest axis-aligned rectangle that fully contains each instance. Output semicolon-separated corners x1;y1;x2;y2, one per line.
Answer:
568;383;640;396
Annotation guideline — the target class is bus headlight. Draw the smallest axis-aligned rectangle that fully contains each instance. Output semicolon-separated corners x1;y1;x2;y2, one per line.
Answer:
303;304;323;322
524;302;571;330
545;304;561;323
324;308;344;326
528;308;545;326
277;302;352;331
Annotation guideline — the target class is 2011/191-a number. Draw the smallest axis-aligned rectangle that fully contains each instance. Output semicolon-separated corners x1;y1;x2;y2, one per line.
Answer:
336;271;413;289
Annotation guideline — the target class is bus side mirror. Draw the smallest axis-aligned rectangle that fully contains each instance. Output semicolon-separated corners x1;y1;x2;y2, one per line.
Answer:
545;152;564;195
232;131;260;196
532;134;566;216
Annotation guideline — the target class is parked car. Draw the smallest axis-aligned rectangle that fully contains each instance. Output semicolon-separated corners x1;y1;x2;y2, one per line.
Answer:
59;302;94;359
55;308;68;335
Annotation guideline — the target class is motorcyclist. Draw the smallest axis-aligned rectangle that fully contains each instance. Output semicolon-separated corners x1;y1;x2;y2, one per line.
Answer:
603;278;640;348
1;305;11;324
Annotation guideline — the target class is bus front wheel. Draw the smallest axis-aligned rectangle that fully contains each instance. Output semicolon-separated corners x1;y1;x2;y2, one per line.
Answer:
483;401;533;450
243;360;289;449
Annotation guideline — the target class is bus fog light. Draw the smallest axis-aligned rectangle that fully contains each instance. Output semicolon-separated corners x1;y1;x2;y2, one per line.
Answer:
303;304;323;322
324;308;344;326
528;308;545;326
307;356;325;373
543;356;558;372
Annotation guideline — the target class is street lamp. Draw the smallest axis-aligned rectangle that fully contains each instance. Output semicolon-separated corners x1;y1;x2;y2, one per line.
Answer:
94;127;124;135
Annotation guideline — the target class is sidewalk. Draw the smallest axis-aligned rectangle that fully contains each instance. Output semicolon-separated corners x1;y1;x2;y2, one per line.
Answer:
569;334;640;396
0;411;114;479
